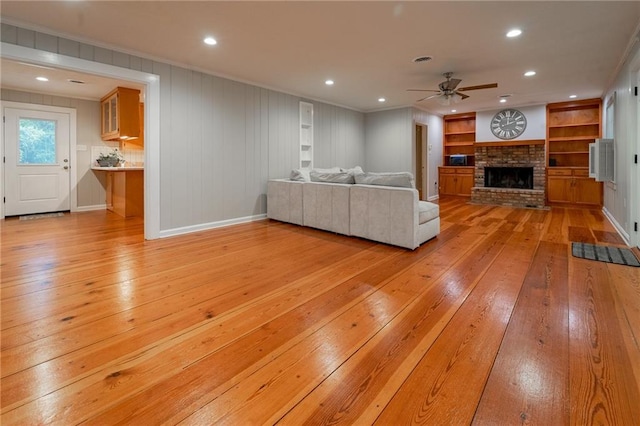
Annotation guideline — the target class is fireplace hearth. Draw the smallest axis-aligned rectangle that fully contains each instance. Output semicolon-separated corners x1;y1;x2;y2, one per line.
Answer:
484;167;533;189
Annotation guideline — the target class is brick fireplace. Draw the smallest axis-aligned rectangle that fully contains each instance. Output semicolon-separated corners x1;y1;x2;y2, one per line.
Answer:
471;140;546;208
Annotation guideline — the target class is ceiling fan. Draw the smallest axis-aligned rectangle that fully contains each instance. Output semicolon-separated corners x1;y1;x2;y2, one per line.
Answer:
408;72;498;105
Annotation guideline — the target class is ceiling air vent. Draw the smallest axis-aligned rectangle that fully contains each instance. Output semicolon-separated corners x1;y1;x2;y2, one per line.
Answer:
413;56;433;63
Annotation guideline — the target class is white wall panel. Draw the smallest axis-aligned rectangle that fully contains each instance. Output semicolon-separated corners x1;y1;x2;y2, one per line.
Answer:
476;105;546;142
313;102;365;169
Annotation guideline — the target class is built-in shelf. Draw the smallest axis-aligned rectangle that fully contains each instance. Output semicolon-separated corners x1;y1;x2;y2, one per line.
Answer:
443;112;476;167
548;136;598;142
546;98;602;206
548;122;599;128
549;151;589;155
300;102;313;169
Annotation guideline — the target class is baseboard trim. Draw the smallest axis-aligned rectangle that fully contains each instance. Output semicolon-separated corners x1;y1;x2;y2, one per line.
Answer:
602;206;630;245
75;204;107;212
159;213;268;238
427;195;439;202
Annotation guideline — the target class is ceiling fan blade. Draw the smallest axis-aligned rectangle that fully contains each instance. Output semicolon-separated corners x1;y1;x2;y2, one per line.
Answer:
457;83;498;91
417;93;443;102
456;92;470;100
406;89;441;92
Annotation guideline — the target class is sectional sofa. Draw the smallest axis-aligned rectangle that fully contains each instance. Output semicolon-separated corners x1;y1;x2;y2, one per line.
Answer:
267;168;440;250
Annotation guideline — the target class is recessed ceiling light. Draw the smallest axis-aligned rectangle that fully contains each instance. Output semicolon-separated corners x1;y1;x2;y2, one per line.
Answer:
378;98;386;102
506;29;522;38
569;94;577;99
451;109;457;113
36;76;48;82
500;99;507;103
524;70;536;77
325;80;334;86
203;37;217;46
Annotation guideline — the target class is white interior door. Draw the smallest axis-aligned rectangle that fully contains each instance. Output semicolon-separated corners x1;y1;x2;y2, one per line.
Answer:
3;107;71;216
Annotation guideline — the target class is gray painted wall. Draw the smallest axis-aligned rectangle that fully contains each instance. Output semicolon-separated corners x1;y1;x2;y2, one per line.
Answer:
364;107;414;173
313;101;365;169
602;41;640;244
363;107;444;200
1;23;366;232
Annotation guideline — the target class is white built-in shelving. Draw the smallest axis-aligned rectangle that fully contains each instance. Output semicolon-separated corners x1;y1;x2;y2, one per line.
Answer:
299;101;313;169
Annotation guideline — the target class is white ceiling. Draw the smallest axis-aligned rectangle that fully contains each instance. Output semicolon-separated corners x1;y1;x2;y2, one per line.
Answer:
0;59;146;101
1;1;639;115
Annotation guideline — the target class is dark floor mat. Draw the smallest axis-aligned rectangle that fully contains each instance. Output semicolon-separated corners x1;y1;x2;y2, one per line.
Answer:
572;242;640;267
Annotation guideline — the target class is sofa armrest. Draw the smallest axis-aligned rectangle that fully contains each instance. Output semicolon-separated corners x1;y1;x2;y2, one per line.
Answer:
350;184;419;249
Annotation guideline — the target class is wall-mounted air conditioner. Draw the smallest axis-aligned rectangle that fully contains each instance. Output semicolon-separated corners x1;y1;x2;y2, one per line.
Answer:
589;138;614;182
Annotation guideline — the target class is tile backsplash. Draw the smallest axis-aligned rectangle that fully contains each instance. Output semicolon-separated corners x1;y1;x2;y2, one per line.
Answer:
91;144;144;167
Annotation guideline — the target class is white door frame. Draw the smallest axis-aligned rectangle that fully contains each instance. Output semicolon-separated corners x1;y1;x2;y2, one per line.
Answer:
2;101;77;215
1;42;161;239
413;120;429;200
633;67;640;248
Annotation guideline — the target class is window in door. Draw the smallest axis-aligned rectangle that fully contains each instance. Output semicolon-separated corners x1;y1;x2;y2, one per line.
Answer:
18;118;57;165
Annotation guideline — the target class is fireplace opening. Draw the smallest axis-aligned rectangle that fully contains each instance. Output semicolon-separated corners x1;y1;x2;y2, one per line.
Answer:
484;167;534;189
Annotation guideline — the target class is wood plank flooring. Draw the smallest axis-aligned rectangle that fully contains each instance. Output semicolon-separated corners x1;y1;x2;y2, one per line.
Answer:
1;197;639;425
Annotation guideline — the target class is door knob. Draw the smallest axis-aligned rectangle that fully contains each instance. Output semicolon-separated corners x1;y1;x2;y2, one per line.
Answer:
64;159;69;162
63;166;69;170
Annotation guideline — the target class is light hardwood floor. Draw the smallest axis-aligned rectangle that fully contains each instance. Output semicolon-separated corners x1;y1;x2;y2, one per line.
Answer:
1;197;639;425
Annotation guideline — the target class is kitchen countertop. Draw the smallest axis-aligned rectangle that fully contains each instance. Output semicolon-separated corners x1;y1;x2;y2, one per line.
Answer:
91;166;144;171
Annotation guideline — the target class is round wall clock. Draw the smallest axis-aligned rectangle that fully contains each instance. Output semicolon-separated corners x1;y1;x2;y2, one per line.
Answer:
490;108;527;140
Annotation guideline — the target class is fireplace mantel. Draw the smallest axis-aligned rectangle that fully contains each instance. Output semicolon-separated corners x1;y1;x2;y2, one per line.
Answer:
474;139;545;147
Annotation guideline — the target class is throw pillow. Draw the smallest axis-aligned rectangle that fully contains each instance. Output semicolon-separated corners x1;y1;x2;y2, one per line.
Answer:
290;168;311;182
354;171;415;188
310;171;355;184
341;166;364;175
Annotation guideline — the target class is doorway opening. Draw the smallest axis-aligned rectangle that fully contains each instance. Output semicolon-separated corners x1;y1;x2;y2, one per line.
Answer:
1;42;160;239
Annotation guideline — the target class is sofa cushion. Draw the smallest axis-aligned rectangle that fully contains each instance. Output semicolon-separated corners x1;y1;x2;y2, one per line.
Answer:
354;172;415;188
418;201;439;224
310;170;355;184
290;168;311;182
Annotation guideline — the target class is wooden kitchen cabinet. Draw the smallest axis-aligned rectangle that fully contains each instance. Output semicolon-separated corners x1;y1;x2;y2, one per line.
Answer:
120;103;144;150
101;87;141;141
547;168;601;206
105;170;144;217
439;167;474;196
